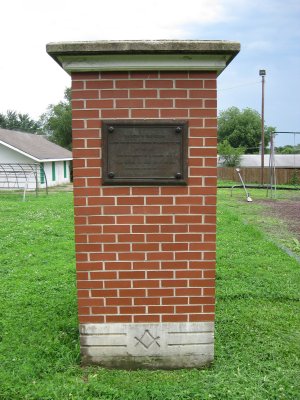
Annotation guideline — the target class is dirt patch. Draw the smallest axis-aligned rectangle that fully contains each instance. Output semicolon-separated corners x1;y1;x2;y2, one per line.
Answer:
258;196;300;242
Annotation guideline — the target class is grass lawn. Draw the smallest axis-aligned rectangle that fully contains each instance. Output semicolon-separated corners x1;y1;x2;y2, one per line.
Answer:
0;190;299;400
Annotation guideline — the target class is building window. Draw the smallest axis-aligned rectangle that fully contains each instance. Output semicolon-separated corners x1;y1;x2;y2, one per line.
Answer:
64;161;67;178
52;162;56;181
40;162;45;184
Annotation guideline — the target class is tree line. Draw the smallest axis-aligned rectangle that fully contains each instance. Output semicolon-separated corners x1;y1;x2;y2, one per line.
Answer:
1;91;297;163
0;88;72;150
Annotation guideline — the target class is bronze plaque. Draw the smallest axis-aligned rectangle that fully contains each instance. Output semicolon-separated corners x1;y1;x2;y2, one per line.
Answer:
102;120;188;185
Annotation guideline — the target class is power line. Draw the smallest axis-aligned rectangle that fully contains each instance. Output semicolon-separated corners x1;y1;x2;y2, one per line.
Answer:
218;80;260;91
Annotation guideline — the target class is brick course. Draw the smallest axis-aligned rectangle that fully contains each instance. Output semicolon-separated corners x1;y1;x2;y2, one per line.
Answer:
71;71;217;324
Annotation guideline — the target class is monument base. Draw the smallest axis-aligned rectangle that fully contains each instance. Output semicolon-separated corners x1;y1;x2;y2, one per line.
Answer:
80;322;214;369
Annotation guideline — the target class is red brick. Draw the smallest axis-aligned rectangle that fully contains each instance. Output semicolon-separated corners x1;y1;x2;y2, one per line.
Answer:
87;120;102;128
162;243;188;251
117;197;144;205
106;298;132;306
105;262;132;270
175;270;202;279
175;99;203;108
86;100;113;108
101;90;128;98
106;315;132;323
134;297;160;305
132;206;160;214
175;288;202;296
120;306;146;314
119;253;146;261
177;305;202;313
132;225;159;233
205;99;217;108
146;234;173;242
130;89;157;98
101;109;129;118
175;252;201;260
190;296;215;305
103;206;131;215
119;289;146;297
92;306;118;314
117;215;144;224
205;118;217;128
175;196;202;205
146;97;173;107
77;280;103;289
90;253;117;261
102;187;130;196
189;314;214;322
133;261;160;270
133;280;160;288
86;81;114;89
72;81;84;89
162;280;187;287
116;80;143;88
162;297;188;305
160;89;187;98
105;280;131;289
161;261;188;269
147;288;174;297
132;187;159;195
79;316;104;323
72;90;99;100
103;243;130;252
131;109;159;118
116;99;143;108
103;225;130;234
161;225;188;233
134;315;160;323
119;271;145;279
148;306;174;313
91;289;118;297
118;234;145;243
162;206;189;214
146;196;173;205
176;80;203;88
72;100;84;109
203;305;215;312
162;315;188;322
145;216;173;224
160;109;188;118
147;271;174;279
189;90;217;98
145;80;173;88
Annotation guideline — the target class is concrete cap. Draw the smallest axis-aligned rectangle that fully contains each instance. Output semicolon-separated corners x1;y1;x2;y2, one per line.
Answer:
47;40;240;75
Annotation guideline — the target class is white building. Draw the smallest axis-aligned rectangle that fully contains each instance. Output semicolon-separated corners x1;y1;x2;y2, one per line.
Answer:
0;128;72;189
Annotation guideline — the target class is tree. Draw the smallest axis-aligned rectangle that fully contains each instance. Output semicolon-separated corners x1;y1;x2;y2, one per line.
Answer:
218;107;275;154
39;88;72;150
276;144;300;154
0;110;40;133
218;139;245;167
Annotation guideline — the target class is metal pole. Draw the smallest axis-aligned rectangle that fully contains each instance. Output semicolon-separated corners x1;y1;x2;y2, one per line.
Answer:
260;72;265;186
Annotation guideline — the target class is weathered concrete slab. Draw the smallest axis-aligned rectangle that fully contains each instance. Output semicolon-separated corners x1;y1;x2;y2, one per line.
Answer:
80;322;214;369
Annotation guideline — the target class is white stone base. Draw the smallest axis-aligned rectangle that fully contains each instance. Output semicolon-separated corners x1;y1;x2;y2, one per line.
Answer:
80;322;214;369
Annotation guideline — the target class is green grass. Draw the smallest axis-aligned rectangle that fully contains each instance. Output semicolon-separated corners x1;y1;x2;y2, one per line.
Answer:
0;191;299;399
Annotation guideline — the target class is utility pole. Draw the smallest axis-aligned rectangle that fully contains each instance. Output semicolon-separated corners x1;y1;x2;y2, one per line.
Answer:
259;69;266;186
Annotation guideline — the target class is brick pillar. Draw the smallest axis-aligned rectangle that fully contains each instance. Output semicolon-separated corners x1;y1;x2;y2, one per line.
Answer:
47;40;240;368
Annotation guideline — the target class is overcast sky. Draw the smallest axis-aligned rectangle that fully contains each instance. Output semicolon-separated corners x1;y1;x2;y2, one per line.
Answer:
1;0;299;145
